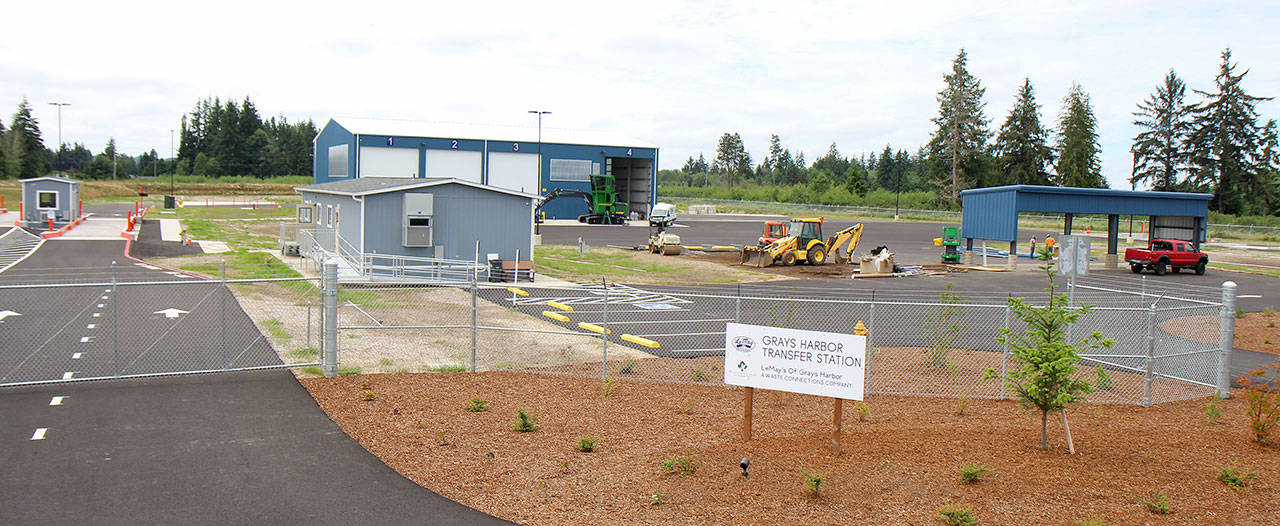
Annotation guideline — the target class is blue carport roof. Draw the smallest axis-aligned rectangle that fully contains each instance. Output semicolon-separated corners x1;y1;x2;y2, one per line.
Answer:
959;185;1212;241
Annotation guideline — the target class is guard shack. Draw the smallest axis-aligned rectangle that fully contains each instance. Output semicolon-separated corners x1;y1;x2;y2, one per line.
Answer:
20;176;81;228
959;185;1212;269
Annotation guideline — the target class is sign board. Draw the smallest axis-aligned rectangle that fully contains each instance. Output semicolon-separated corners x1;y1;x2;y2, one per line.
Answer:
1057;235;1091;277
723;322;866;400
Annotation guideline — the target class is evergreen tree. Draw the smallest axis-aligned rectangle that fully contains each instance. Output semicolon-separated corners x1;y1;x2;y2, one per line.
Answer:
1254;119;1279;215
1130;70;1191;191
875;145;896;190
995;78;1055;186
927;49;991;204
713;132;751;187
813;142;850;183
766;134;785;185
1186;48;1273;214
1055;83;1107;188
845;163;868;197
7;98;49;178
0;119;6;176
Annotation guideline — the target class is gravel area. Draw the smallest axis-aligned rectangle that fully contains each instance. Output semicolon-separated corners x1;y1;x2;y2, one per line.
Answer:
303;371;1278;525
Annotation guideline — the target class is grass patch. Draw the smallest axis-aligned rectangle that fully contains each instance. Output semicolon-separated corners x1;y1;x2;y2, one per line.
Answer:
170;249;302;279
261;318;291;340
576;435;597;452
533;246;690;280
659;454;697;475
337;365;362;376
424;364;467;373
1210;262;1280;278
179;218;280;250
299;365;323;375
289;346;318;360
1139;490;1172;514
958;462;992;484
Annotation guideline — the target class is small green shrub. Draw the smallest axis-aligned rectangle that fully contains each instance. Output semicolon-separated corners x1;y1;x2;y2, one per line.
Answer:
465;397;488;412
417;420;429;428
691;368;708;382
958;462;992;484
513;407;537;432
1268;320;1275;328
1138;490;1171;514
649;492;665;506
938;504;976;526
1075;515;1106;526
1094;366;1113;392
299;365;323;375
337;365;362;376
425;364;467;372
1217;462;1257;491
379;357;394;366
619;358;638;375
800;470;824;497
361;390;377;401
955;396;968;416
1265;305;1276;315
436;432;449;445
677;399;693;414
1236;306;1246;319
852;401;869;422
288;346;318;359
484;451;495;458
1206;393;1222;424
660;454;697;475
601;376;617;397
576;435;597;452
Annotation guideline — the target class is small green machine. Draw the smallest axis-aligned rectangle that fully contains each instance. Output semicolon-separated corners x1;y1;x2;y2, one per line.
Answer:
587;174;629;224
940;226;961;264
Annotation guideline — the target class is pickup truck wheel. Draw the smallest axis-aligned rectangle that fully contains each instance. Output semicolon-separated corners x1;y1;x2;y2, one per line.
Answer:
1130;264;1143;274
1154;261;1168;276
1195;260;1207;275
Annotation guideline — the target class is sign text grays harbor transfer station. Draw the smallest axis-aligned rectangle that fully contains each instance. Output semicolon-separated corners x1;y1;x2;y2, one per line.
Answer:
723;323;866;400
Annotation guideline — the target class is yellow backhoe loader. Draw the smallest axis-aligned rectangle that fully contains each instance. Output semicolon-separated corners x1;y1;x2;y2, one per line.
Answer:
740;218;863;267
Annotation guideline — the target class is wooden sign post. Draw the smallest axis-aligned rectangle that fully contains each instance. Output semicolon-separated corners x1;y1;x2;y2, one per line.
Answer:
832;320;869;454
742;386;754;441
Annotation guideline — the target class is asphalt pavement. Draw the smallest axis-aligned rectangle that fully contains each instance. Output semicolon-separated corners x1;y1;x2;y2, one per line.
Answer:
0;236;510;524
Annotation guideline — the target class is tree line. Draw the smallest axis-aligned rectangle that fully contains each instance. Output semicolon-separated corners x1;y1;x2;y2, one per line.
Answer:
667;47;1277;215
0;96;316;180
177;96;316;178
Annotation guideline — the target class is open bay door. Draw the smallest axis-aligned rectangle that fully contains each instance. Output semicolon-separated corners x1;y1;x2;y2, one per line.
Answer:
606;157;653;218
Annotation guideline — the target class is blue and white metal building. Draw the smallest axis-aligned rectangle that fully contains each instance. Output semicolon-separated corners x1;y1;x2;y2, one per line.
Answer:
312;117;659;220
960;185;1212;267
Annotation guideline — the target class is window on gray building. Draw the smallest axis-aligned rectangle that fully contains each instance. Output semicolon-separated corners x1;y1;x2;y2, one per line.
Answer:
328;144;349;177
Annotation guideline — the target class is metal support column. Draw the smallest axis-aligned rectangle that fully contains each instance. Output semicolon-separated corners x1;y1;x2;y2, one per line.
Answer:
1064;213;1073;235
471;276;479;372
220;260;227;369
1143;303;1156;407
324;259;338;377
112;261;119;377
1218;281;1237;398
601;278;609;379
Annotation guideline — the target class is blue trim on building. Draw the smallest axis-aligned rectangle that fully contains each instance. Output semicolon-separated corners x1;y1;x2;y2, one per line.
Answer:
959;185;1212;242
313;119;659;220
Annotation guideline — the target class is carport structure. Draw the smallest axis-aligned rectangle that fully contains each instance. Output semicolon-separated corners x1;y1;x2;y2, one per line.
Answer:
959;185;1212;268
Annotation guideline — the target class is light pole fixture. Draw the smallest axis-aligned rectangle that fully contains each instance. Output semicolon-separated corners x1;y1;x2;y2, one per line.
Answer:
48;102;70;175
527;110;551;188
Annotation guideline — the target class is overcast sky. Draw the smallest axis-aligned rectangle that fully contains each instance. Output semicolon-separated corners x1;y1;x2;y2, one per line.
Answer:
2;1;1276;189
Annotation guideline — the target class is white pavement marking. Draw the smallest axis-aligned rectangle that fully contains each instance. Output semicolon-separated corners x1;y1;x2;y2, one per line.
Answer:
134;263;161;270
86;324;95;329
92;313;101;318
31;428;47;440
196;240;230;253
72;352;82;359
101;296;109;300
1239;294;1262;299
154;308;189;319
0;310;20;322
160;218;182;242
62;372;75;379
50;396;66;406
79;336;93;343
97;304;104;308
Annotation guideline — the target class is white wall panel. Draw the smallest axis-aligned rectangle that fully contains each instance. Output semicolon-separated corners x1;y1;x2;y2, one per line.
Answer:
425;149;482;183
358;146;418;177
487;152;540;193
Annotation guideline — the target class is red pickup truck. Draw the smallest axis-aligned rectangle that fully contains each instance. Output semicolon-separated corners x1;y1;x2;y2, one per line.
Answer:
1124;239;1208;275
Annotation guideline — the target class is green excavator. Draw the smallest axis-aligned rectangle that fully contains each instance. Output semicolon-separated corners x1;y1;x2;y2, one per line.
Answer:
535;174;630;225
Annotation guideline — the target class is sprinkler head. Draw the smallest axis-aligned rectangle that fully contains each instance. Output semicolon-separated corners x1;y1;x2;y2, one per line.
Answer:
740;457;750;478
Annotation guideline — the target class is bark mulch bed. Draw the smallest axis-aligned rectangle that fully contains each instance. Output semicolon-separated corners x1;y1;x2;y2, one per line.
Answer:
302;371;1277;525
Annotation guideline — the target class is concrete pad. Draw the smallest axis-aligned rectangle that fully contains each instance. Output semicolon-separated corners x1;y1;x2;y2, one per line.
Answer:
159;218;182;242
196;240;230;253
54;217;129;240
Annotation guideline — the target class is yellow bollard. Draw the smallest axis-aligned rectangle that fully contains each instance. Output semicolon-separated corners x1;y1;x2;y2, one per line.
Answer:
507;287;529;297
546;301;574;312
542;311;570;322
578;322;611;335
621;334;660;348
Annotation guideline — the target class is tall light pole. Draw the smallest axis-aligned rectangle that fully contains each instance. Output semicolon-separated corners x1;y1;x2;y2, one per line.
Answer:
527;110;550;190
170;129;175;196
48;102;70;175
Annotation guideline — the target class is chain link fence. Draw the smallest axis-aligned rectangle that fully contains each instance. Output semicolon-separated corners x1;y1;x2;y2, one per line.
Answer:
328;271;1231;406
0;276;322;387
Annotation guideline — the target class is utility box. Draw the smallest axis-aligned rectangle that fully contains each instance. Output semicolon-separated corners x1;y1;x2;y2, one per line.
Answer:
403;193;434;247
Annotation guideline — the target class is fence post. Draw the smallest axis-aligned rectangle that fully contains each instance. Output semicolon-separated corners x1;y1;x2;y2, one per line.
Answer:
734;284;741;323
601;278;609;379
324;259;338;377
220;259;228;369
1143;303;1156;407
471;276;479;373
1218;281;1237;398
112;261;120;377
867;292;876;358
1000;302;1011;400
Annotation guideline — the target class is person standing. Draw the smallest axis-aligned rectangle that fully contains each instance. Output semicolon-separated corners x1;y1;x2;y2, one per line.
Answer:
1029;235;1037;259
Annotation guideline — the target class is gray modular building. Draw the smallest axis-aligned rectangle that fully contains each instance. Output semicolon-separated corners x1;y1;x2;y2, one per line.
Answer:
20;176;81;227
295;177;537;264
311;117;658;220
